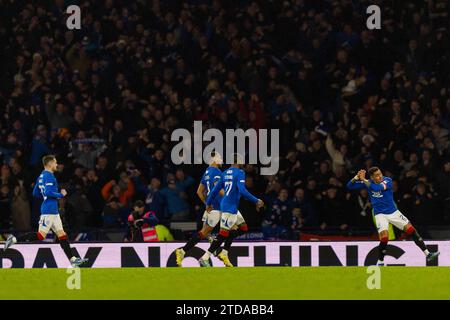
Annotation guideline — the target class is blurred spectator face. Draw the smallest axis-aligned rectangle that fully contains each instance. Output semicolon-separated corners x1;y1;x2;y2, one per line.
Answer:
337;49;347;63
120;172;130;184
112;185;121;196
335;165;345;178
444;162;450;172
410;101;420;113
279;189;288;201
175;169;185;181
1;165;10;177
82;144;92;153
319;162;329;174
154;150;164;161
87;170;97;181
416;183;426;195
11;162;22;175
409;153;418;163
0;185;9;196
114;120;123;131
168;180;176;189
312;110;322;122
394;150;404;162
326;188;337;199
312;140;321;151
294;188;304;199
109;200;119;210
422;150;431;162
296;143;306;152
7;133;17;144
74;167;84;178
56;103;65;115
133;205;145;215
292;207;302;218
150;178;161;189
339;144;348;156
307;179;317;190
408;40;418;51
392;115;402;126
98;156;108;169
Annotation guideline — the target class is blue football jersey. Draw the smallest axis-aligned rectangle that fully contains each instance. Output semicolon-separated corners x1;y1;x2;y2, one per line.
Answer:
206;167;259;214
32;170;64;215
200;166;223;211
347;176;397;215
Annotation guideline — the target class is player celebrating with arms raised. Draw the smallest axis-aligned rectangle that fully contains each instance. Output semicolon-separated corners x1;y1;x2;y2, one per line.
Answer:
199;153;264;267
4;155;88;268
347;167;439;266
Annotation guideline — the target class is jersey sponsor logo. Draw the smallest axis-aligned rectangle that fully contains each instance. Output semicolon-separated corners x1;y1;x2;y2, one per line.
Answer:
371;191;383;198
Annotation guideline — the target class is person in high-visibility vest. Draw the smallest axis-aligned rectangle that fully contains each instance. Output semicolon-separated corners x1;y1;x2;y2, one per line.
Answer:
126;200;159;242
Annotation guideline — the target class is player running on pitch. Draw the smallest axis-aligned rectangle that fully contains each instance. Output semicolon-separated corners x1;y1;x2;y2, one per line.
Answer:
175;152;245;267
199;153;264;267
4;155;88;268
347;167;440;266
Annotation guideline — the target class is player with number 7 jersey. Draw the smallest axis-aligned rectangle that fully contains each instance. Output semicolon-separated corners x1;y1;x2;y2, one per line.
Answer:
200;154;264;266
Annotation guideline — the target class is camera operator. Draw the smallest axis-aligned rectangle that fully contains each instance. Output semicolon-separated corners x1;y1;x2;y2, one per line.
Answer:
125;200;159;242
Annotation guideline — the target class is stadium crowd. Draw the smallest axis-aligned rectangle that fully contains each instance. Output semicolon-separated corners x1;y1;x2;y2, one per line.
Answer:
0;0;449;240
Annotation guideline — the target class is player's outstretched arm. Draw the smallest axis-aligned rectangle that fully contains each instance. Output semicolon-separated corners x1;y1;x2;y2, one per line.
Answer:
346;174;364;190
237;171;259;204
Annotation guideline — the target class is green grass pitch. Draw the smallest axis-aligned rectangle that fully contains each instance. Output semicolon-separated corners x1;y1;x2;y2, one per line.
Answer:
0;267;449;300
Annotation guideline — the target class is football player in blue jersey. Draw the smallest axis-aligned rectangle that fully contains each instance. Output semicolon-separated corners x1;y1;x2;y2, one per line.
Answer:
347;167;439;266
199;153;264;267
4;155;88;267
175;152;228;265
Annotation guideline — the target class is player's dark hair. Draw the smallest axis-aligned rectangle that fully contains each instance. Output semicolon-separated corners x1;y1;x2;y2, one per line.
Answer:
42;155;56;167
368;166;380;176
134;200;145;208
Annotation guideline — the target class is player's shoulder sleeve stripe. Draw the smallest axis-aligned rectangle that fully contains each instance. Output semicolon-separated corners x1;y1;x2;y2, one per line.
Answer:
239;180;245;183
45;183;53;186
381;181;388;189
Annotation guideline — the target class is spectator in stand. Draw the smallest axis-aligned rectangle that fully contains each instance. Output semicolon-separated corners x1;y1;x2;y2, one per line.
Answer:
160;179;190;221
101;172;135;207
262;188;292;239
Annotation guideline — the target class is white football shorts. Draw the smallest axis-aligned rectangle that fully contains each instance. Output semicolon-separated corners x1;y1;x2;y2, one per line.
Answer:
38;214;65;235
375;210;410;232
220;211;246;230
202;210;221;227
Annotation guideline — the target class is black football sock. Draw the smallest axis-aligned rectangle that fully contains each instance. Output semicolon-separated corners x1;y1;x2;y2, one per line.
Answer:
412;230;428;252
17;232;39;242
222;229;246;252
59;239;77;261
183;231;204;252
378;238;388;261
207;234;227;255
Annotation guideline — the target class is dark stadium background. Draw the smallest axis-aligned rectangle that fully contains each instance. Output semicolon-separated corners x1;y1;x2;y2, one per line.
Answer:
0;0;448;243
